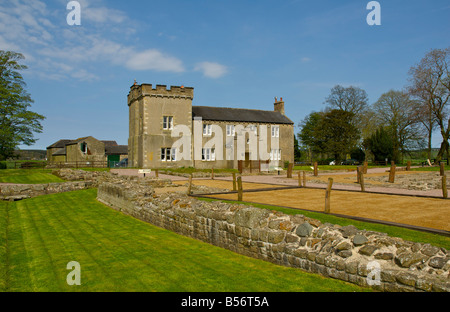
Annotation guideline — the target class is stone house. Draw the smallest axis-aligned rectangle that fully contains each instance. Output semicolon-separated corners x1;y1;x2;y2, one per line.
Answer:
128;83;294;170
47;137;128;165
46;139;72;162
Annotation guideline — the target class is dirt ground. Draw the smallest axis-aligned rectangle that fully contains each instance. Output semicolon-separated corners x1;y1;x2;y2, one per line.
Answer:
174;179;450;232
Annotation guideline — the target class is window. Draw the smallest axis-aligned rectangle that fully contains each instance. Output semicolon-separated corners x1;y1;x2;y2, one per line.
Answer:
226;125;235;136
80;143;87;154
270;149;282;161
161;147;177;162
250;125;257;135
271;125;279;138
163;116;174;130
202;148;215;161
203;124;212;136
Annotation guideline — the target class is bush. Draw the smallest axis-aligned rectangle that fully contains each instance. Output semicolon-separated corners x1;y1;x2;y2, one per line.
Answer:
0;162;6;169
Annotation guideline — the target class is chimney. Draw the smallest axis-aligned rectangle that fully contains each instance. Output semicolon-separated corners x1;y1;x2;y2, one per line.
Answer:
274;97;285;115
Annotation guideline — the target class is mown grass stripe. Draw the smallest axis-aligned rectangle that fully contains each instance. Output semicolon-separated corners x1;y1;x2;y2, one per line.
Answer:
27;193;128;291
4;189;367;292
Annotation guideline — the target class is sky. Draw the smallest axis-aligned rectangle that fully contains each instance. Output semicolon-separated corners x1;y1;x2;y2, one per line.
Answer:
1;0;449;150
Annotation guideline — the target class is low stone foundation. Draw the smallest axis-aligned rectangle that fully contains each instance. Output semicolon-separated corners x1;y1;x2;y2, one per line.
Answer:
97;181;450;292
0;181;94;201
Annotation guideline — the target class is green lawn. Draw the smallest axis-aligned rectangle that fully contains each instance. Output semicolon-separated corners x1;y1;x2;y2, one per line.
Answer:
199;198;450;250
0;169;64;184
0;189;367;292
411;165;450;172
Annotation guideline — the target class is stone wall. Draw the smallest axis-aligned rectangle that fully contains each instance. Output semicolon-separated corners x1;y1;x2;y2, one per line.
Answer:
0;181;94;201
97;181;449;292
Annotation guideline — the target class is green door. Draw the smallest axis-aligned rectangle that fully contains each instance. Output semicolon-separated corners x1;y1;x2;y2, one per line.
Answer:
108;155;120;167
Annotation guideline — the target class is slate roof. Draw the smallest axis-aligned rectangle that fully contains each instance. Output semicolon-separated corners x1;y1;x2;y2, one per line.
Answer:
192;106;293;125
46;139;72;149
105;145;128;156
101;141;118;147
66;137;90;145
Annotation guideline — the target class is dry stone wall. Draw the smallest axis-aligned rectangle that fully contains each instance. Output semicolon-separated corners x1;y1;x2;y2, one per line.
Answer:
0;181;94;201
97;180;450;292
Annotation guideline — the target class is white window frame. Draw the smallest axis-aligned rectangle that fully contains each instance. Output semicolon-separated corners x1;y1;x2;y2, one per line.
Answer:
163;116;174;130
203;124;212;136
271;125;279;138
226;125;235;136
201;148;215;161
270;149;282;161
161;147;177;162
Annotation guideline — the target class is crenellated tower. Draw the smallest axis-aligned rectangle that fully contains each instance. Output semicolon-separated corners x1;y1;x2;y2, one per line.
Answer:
128;83;194;168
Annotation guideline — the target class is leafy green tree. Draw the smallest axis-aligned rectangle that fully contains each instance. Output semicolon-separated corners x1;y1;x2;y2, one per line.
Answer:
319;109;360;162
298;110;360;162
364;127;394;162
293;135;302;162
298;111;324;161
0;50;45;160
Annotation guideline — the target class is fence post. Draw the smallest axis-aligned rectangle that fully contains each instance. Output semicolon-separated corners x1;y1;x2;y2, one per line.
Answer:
356;166;361;184
363;161;368;174
232;172;237;191
155;169;159;178
406;161;411;171
440;162;445;176
324;178;333;214
360;170;365;192
442;175;448;199
237;176;243;201
313;162;318;177
389;161;396;183
187;174;193;195
303;171;307;187
298;171;302;187
287;163;293;178
211;168;214;180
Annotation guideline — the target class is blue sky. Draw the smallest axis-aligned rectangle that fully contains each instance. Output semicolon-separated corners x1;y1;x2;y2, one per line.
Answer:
1;0;449;150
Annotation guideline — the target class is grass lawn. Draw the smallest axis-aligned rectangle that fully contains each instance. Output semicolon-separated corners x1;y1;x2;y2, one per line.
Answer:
199;198;450;250
293;165;389;171
0;169;64;184
411;165;450;172
160;167;239;175
0;189;367;292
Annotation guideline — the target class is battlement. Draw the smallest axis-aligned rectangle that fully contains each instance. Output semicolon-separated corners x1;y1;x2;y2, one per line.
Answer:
128;83;194;104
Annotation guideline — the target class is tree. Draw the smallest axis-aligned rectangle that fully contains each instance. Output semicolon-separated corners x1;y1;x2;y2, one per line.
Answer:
0;50;45;160
372;90;425;163
408;47;450;164
364;127;394;163
298;111;324;162
319;109;360;162
298;110;360;162
324;85;369;116
293;135;301;162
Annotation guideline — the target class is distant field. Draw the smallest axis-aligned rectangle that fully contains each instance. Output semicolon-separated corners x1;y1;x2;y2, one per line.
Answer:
0;169;64;184
0;189;366;292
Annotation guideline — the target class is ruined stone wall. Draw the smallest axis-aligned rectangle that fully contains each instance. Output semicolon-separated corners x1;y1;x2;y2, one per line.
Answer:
97;181;450;292
0;181;94;201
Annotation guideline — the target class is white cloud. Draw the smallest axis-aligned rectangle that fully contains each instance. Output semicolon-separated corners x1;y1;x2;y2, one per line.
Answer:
194;62;228;78
126;49;185;73
0;0;184;80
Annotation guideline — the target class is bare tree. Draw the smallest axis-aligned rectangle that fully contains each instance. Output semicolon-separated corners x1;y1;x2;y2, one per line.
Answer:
408;47;450;164
372;90;425;163
325;85;369;116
